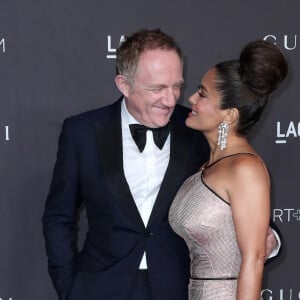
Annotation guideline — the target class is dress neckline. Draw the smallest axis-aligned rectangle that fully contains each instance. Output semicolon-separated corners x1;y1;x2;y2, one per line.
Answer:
199;152;256;206
200;172;231;206
202;152;256;170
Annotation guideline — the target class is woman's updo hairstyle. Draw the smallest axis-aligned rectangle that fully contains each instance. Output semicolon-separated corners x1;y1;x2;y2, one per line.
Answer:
215;40;288;135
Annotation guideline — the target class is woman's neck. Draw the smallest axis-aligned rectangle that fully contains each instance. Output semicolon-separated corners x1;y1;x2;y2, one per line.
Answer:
206;134;249;165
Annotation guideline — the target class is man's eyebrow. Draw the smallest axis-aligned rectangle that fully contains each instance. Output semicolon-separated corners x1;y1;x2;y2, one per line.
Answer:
147;81;184;88
146;84;166;88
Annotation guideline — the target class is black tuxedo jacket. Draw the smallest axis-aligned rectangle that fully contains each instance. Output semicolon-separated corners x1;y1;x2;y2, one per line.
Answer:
42;98;209;300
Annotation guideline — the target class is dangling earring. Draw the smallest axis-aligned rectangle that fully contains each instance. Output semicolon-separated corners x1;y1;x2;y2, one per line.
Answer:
217;121;229;150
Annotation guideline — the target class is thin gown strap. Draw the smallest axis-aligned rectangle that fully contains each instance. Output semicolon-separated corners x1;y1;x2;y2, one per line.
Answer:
204;152;257;170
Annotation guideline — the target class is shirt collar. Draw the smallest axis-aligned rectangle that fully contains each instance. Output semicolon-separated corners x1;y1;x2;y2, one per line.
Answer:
121;97;141;127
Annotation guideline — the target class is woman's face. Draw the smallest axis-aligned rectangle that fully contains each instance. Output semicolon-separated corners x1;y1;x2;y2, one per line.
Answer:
186;67;227;133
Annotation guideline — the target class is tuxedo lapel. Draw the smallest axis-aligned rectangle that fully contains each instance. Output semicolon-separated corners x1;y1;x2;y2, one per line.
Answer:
147;114;192;228
95;100;145;230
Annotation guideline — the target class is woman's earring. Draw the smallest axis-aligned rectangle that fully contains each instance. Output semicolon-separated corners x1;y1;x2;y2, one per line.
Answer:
217;121;229;150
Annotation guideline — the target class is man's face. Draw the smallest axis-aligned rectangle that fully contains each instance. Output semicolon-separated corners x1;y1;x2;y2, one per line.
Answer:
124;49;184;128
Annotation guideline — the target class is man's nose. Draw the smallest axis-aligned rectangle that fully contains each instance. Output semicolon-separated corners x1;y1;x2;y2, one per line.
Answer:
162;88;178;107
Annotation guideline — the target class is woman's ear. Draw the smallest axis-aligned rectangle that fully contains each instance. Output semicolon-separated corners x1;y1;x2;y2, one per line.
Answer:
225;108;239;126
115;75;131;97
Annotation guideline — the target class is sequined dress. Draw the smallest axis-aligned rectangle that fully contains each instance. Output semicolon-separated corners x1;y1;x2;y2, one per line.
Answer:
169;157;242;300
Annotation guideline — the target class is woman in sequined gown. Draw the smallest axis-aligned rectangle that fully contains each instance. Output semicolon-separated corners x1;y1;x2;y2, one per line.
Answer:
169;40;288;300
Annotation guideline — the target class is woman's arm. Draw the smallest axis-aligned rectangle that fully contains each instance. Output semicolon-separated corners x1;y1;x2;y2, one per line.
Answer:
228;155;270;300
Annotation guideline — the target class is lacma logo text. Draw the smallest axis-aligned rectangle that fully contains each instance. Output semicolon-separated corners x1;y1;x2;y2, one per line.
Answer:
106;35;125;59
276;121;300;144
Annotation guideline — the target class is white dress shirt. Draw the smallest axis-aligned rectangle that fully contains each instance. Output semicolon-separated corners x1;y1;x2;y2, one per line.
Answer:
121;99;170;269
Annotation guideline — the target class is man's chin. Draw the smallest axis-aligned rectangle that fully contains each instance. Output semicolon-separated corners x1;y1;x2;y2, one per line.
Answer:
148;121;168;128
147;112;173;127
155;117;171;128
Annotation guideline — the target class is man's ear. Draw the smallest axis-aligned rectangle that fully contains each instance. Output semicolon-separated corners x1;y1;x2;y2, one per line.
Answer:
115;75;131;97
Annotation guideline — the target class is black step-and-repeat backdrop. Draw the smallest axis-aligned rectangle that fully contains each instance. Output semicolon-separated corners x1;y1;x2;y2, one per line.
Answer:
1;1;299;299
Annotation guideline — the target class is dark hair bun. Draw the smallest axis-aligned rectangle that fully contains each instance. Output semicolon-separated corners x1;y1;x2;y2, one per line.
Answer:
239;40;288;96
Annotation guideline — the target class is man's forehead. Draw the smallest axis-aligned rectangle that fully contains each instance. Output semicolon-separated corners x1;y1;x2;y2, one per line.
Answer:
139;48;181;61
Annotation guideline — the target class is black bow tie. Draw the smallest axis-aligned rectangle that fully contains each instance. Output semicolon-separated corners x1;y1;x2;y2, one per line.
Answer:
129;123;170;153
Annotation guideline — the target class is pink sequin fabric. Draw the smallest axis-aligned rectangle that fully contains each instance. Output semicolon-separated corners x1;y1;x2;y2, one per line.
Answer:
169;170;241;300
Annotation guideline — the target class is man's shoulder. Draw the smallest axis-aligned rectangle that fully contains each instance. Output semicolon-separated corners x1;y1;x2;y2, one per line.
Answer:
65;99;121;125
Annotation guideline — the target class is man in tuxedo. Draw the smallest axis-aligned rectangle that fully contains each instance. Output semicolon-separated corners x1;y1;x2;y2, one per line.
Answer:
42;29;279;300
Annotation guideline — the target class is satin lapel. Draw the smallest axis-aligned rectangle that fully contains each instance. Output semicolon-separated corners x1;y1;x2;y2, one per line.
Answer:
147;116;191;228
95;101;145;230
